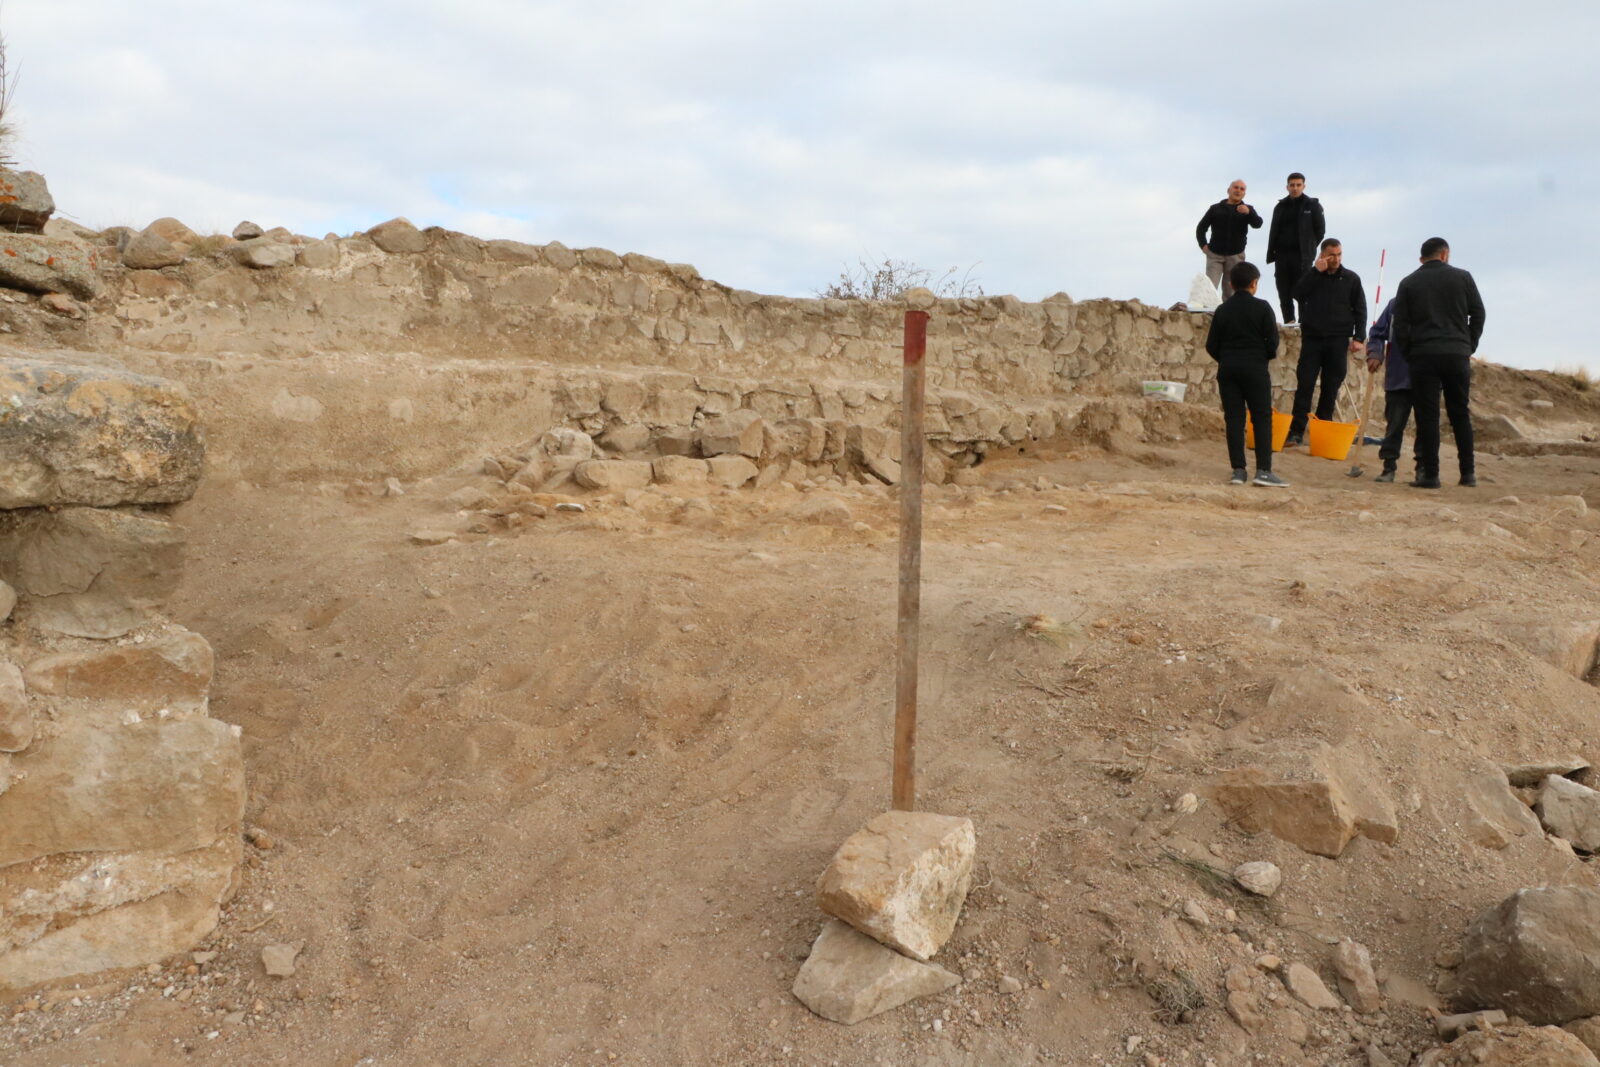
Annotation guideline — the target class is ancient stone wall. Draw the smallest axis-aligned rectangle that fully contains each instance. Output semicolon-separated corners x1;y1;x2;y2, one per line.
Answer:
0;359;243;992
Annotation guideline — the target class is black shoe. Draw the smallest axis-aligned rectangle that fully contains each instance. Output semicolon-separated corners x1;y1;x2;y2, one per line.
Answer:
1410;475;1442;489
1459;473;1477;487
1284;432;1305;448
1374;469;1396;484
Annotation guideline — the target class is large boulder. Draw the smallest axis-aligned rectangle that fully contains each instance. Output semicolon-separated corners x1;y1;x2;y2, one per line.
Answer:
816;810;975;961
1452;887;1600;1025
367;217;427;254
792;920;960;1024
0;359;204;509
0;506;185;638
0;169;55;233
1421;1026;1599;1066
0;234;103;299
121;229;185;270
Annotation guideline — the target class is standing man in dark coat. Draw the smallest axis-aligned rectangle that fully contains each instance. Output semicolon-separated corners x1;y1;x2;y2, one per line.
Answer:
1265;172;1326;325
1204;261;1288;487
1285;238;1366;445
1364;297;1414;483
1391;237;1486;488
1195;179;1262;299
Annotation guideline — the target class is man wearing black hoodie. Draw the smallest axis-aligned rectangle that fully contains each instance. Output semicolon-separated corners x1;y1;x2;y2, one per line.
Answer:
1205;261;1289;487
1265;173;1325;324
1285;238;1366;446
1392;237;1486;488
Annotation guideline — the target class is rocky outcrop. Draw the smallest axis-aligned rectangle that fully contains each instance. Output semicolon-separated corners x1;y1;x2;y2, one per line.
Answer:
1211;743;1398;858
0;169;55;233
0;234;102;299
0;359;204;509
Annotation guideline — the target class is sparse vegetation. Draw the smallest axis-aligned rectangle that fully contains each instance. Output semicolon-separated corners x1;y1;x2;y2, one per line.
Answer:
1554;364;1595;392
0;27;15;166
185;234;235;257
816;256;984;301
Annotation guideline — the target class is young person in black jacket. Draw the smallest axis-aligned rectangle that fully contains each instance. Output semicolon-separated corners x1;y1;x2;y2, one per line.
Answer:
1195;179;1263;299
1205;261;1289;487
1265;172;1325;324
1391;236;1486;488
1285;238;1366;446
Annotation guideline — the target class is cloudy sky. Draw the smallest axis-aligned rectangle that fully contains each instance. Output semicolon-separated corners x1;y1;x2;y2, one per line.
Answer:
6;2;1597;372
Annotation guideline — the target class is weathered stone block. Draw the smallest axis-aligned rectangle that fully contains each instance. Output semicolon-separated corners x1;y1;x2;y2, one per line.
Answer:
706;455;757;488
1452;887;1600;1025
573;459;653;491
1211;744;1397;858
0;506;184;638
24;627;213;711
0;660;32;752
0;169;55;232
122;229;185;270
0;234;103;299
816;810;975;961
700;410;764;457
792;920;960;1025
229;238;296;270
651;455;709;486
366;217;427;254
1539;776;1600;851
0;360;204;508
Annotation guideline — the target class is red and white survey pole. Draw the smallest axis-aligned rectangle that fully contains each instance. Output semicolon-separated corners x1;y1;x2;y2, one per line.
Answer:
1345;248;1388;476
1371;248;1387;324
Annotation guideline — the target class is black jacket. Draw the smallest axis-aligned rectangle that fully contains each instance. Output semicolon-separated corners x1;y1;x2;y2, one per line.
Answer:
1293;266;1367;341
1195;200;1263;256
1205;291;1279;364
1265;194;1325;267
1392;259;1485;358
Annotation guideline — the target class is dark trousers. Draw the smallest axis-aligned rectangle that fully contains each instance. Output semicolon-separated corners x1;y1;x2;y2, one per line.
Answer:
1378;389;1414;472
1289;335;1349;435
1410;353;1474;478
1217;361;1275;472
1273;257;1303;322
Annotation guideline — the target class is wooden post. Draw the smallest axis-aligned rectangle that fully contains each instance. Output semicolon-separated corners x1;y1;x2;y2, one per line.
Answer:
894;307;929;812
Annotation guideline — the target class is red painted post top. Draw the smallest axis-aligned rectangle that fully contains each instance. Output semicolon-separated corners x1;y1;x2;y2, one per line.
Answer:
903;310;929;366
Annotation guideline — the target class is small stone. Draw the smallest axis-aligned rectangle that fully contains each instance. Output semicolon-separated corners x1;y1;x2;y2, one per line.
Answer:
245;828;275;851
383;477;405;497
1255;954;1282;971
1529;399;1556;409
1182;899;1210;927
1234;861;1283;898
232;221;264;240
1250;614;1283;633
224;1010;246;1025
261;943;301;977
1282;962;1341;1010
791;920;959;1025
0;579;14;622
192;951;218;965
444;486;493;510
554;502;585;513
1333;939;1383;1013
409;530;456;546
998;976;1023;995
1226;990;1266;1034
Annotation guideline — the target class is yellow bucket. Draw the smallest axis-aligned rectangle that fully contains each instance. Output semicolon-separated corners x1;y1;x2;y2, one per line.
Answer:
1307;417;1359;461
1245;410;1292;452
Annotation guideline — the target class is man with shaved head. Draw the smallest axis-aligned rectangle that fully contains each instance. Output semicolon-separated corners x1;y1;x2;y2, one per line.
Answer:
1196;179;1263;299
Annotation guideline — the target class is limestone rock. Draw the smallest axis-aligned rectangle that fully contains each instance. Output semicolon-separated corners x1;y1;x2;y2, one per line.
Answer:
540;428;596;460
366;217;427;253
0;578;13;621
1539;776;1600;852
0;359;205;508
574;459;653;491
296;239;340;269
1452;887;1600;1024
0;660;32;751
0;169;56;232
654;429;698;456
791;920;959;1025
700;410;765;457
1424;1026;1600;1066
24;627;213;712
0;837;239;992
1334;939;1383;1013
1463;767;1545;849
232;221;264;240
1283;961;1341;1010
1233;861;1282;897
784;496;853;527
1566;1017;1600;1057
0;234;103;299
598;423;651;454
1211;743;1398;858
1509;758;1593;788
815;810;975;961
143;218;198;247
847;425;902;485
262;942;302;978
0;507;184;639
1502;619;1600;679
122;229;186;270
0;719;244;865
651;455;709;486
707;455;758;489
229;237;296;270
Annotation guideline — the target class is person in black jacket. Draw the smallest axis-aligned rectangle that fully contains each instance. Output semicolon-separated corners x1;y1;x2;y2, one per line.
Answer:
1205;261;1289;486
1265;173;1326;324
1285;238;1366;445
1195;179;1263;299
1391;237;1486;488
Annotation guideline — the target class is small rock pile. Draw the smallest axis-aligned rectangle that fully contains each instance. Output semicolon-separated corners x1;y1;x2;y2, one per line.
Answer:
791;810;975;1024
0;357;246;992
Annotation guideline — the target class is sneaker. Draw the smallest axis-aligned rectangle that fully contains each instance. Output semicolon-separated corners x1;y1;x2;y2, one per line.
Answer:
1374;469;1396;483
1228;468;1248;485
1253;470;1290;488
1459;473;1478;487
1284;321;1300;329
1283;432;1305;448
1410;475;1442;489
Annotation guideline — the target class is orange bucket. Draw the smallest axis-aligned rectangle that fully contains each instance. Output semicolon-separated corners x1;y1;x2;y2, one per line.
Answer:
1245;410;1292;452
1307;417;1359;461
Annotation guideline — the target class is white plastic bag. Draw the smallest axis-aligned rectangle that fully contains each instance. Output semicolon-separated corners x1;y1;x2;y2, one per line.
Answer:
1187;273;1221;311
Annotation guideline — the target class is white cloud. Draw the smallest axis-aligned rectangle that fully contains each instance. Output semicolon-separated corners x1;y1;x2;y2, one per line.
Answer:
3;0;1595;372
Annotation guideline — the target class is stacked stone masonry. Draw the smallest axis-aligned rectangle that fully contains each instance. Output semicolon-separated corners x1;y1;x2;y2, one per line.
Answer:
0;359;243;993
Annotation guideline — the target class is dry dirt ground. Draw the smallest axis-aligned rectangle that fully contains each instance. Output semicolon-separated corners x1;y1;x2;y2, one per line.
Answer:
4;382;1600;1066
